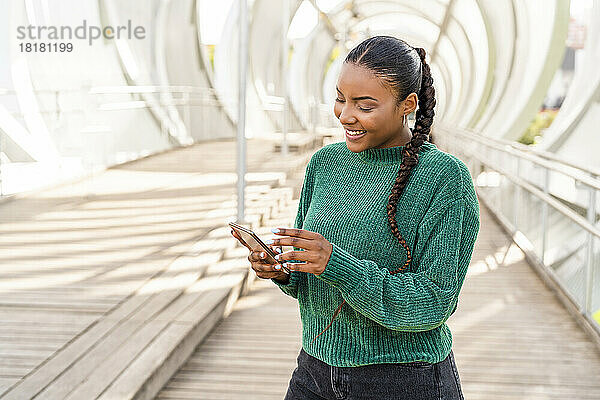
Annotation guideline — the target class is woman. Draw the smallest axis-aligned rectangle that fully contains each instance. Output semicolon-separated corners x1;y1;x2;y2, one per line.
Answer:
231;36;479;399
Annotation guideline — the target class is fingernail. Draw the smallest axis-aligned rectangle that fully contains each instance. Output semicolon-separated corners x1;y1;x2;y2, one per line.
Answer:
271;228;280;234
265;239;274;244
260;252;265;258
274;254;280;260
274;264;281;270
275;247;282;254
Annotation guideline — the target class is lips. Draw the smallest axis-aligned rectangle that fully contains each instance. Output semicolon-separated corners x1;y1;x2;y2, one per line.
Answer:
345;129;366;141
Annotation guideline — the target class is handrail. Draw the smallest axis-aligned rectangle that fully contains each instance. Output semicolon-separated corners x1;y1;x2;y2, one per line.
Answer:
478;156;600;239
459;127;600;178
441;127;600;191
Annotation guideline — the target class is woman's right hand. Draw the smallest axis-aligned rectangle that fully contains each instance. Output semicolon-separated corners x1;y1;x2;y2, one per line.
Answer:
231;229;290;283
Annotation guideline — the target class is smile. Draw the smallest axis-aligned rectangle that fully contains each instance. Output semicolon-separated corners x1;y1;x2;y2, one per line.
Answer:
345;129;367;140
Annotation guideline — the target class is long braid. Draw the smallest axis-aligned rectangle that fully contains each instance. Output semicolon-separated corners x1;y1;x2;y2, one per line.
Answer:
387;47;436;274
311;45;436;345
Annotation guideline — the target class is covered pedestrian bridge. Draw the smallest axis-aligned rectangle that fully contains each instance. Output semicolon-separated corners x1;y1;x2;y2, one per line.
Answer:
0;0;599;399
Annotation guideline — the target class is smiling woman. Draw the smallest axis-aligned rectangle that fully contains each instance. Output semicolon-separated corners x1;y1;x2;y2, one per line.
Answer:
247;35;479;400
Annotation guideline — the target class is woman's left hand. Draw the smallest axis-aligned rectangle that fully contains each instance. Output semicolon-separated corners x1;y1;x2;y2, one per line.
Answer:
268;228;333;276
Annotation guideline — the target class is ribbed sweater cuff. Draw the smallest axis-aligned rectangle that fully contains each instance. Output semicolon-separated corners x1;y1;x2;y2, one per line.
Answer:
271;269;299;288
315;243;363;290
271;276;292;287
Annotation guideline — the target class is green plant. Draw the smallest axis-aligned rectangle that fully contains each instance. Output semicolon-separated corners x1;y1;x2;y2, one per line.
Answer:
518;108;558;145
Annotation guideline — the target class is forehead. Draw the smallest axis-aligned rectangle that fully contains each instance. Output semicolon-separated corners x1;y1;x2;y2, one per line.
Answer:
336;63;392;97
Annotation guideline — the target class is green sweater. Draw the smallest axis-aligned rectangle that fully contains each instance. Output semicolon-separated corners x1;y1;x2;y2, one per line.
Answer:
272;140;480;367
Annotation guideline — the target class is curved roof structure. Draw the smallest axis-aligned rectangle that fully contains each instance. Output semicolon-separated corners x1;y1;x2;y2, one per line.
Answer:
0;0;596;193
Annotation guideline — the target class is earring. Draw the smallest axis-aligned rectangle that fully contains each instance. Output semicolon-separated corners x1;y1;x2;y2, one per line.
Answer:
402;114;407;127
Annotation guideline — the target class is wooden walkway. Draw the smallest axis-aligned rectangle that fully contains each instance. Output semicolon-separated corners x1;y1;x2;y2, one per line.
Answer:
156;279;301;400
0;137;312;399
158;193;600;399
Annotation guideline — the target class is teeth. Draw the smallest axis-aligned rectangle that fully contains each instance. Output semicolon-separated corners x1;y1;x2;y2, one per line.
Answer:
346;129;366;136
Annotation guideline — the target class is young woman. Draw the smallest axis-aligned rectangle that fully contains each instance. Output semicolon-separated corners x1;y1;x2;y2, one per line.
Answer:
232;36;479;399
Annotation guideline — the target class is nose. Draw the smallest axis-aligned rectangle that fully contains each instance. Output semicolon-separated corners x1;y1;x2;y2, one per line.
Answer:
337;103;357;125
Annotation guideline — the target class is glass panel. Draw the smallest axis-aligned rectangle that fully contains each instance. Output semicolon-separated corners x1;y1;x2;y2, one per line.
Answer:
476;166;500;212
546;210;588;307
518;189;545;257
591;236;600;328
520;158;545;191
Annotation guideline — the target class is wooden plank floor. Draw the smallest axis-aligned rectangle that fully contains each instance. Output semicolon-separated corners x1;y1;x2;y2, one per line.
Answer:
0;137;311;398
156;279;302;400
157;199;600;400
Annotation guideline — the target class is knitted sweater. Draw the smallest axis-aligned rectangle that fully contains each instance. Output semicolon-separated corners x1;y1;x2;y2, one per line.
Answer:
272;140;480;367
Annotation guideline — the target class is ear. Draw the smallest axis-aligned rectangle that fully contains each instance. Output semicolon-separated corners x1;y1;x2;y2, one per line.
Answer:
403;93;418;115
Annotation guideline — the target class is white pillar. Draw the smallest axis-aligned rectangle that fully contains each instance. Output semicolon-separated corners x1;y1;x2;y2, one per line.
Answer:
281;0;289;156
236;0;248;224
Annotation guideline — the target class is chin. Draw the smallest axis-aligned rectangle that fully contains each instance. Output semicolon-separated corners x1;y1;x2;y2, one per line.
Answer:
345;140;366;153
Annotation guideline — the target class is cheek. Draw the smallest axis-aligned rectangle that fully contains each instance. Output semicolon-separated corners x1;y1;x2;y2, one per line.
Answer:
369;110;397;132
333;103;341;118
360;114;378;131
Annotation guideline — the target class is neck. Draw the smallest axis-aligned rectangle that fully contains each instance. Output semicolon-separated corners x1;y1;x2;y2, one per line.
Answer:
354;140;434;165
373;127;413;149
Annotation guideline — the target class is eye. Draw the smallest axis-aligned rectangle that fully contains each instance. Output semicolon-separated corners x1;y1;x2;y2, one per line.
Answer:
335;98;345;103
359;107;373;112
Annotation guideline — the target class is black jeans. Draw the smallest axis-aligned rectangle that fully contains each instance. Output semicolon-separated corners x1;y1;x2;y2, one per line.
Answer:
284;348;465;400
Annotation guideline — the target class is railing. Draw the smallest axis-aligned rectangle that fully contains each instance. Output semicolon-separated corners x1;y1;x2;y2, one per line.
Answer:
435;126;600;338
0;85;338;197
0;85;338;133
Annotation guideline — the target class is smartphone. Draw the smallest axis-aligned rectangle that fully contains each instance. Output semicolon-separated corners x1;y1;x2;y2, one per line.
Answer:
228;222;291;275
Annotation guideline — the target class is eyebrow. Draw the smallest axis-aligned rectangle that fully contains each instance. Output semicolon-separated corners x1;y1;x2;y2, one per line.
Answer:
336;86;378;102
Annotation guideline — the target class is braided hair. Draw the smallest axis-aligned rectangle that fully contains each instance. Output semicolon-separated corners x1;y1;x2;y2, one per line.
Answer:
311;36;436;344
